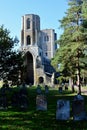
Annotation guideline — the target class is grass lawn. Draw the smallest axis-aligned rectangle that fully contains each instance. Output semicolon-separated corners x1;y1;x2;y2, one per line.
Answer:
0;86;87;130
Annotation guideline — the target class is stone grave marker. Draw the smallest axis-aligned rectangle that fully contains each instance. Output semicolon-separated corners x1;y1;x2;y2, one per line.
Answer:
56;99;70;120
11;90;28;110
11;91;19;108
19;94;28;110
0;86;8;110
0;96;7;110
36;94;47;110
58;86;62;93
36;85;42;94
72;94;86;121
45;85;49;94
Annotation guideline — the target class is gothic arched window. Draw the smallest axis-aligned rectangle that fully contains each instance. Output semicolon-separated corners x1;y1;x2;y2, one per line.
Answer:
26;18;30;29
27;35;31;45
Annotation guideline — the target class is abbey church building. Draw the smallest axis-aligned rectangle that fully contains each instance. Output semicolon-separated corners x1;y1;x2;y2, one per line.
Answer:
21;14;57;86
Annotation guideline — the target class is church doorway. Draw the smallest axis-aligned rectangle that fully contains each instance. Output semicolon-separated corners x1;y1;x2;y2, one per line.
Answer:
38;77;44;84
25;52;34;85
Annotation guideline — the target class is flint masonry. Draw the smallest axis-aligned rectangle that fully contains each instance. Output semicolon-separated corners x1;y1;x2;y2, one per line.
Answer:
21;14;57;86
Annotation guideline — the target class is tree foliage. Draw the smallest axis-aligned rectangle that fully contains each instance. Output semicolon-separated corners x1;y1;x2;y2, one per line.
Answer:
52;0;87;82
0;25;23;83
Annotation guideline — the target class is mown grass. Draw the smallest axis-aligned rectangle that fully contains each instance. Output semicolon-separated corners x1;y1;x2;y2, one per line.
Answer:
0;86;87;130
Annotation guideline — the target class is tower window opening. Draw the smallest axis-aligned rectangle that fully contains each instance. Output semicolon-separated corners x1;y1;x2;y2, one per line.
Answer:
27;35;31;45
44;35;49;42
26;18;30;29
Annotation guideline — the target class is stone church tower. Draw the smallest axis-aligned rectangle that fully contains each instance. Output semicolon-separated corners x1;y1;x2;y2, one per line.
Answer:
21;14;57;86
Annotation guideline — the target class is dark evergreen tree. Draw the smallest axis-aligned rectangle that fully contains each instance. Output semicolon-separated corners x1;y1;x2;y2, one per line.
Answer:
52;0;87;93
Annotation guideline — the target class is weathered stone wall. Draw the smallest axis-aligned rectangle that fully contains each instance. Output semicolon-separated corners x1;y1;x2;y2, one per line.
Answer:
21;14;56;86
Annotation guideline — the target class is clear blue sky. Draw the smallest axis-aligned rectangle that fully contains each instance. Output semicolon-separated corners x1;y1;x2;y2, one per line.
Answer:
0;0;68;42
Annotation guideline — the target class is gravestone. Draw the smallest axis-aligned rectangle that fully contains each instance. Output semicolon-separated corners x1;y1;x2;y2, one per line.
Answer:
11;91;19;108
72;94;86;120
19;83;28;96
19;86;28;110
0;96;7;110
19;94;28;110
36;95;47;110
56;99;70;120
11;89;28;110
58;86;62;93
0;85;8;109
36;85;42;94
45;85;49;94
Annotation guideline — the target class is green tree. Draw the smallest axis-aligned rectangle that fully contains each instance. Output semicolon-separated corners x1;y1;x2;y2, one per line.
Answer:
7;51;24;84
0;25;23;84
52;0;87;93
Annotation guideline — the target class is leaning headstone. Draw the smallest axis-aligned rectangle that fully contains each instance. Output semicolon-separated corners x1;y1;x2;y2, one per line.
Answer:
36;95;47;111
56;99;70;120
36;85;42;94
72;94;86;121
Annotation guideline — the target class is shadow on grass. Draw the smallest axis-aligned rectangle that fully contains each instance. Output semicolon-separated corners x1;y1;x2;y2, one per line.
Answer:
0;87;87;130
